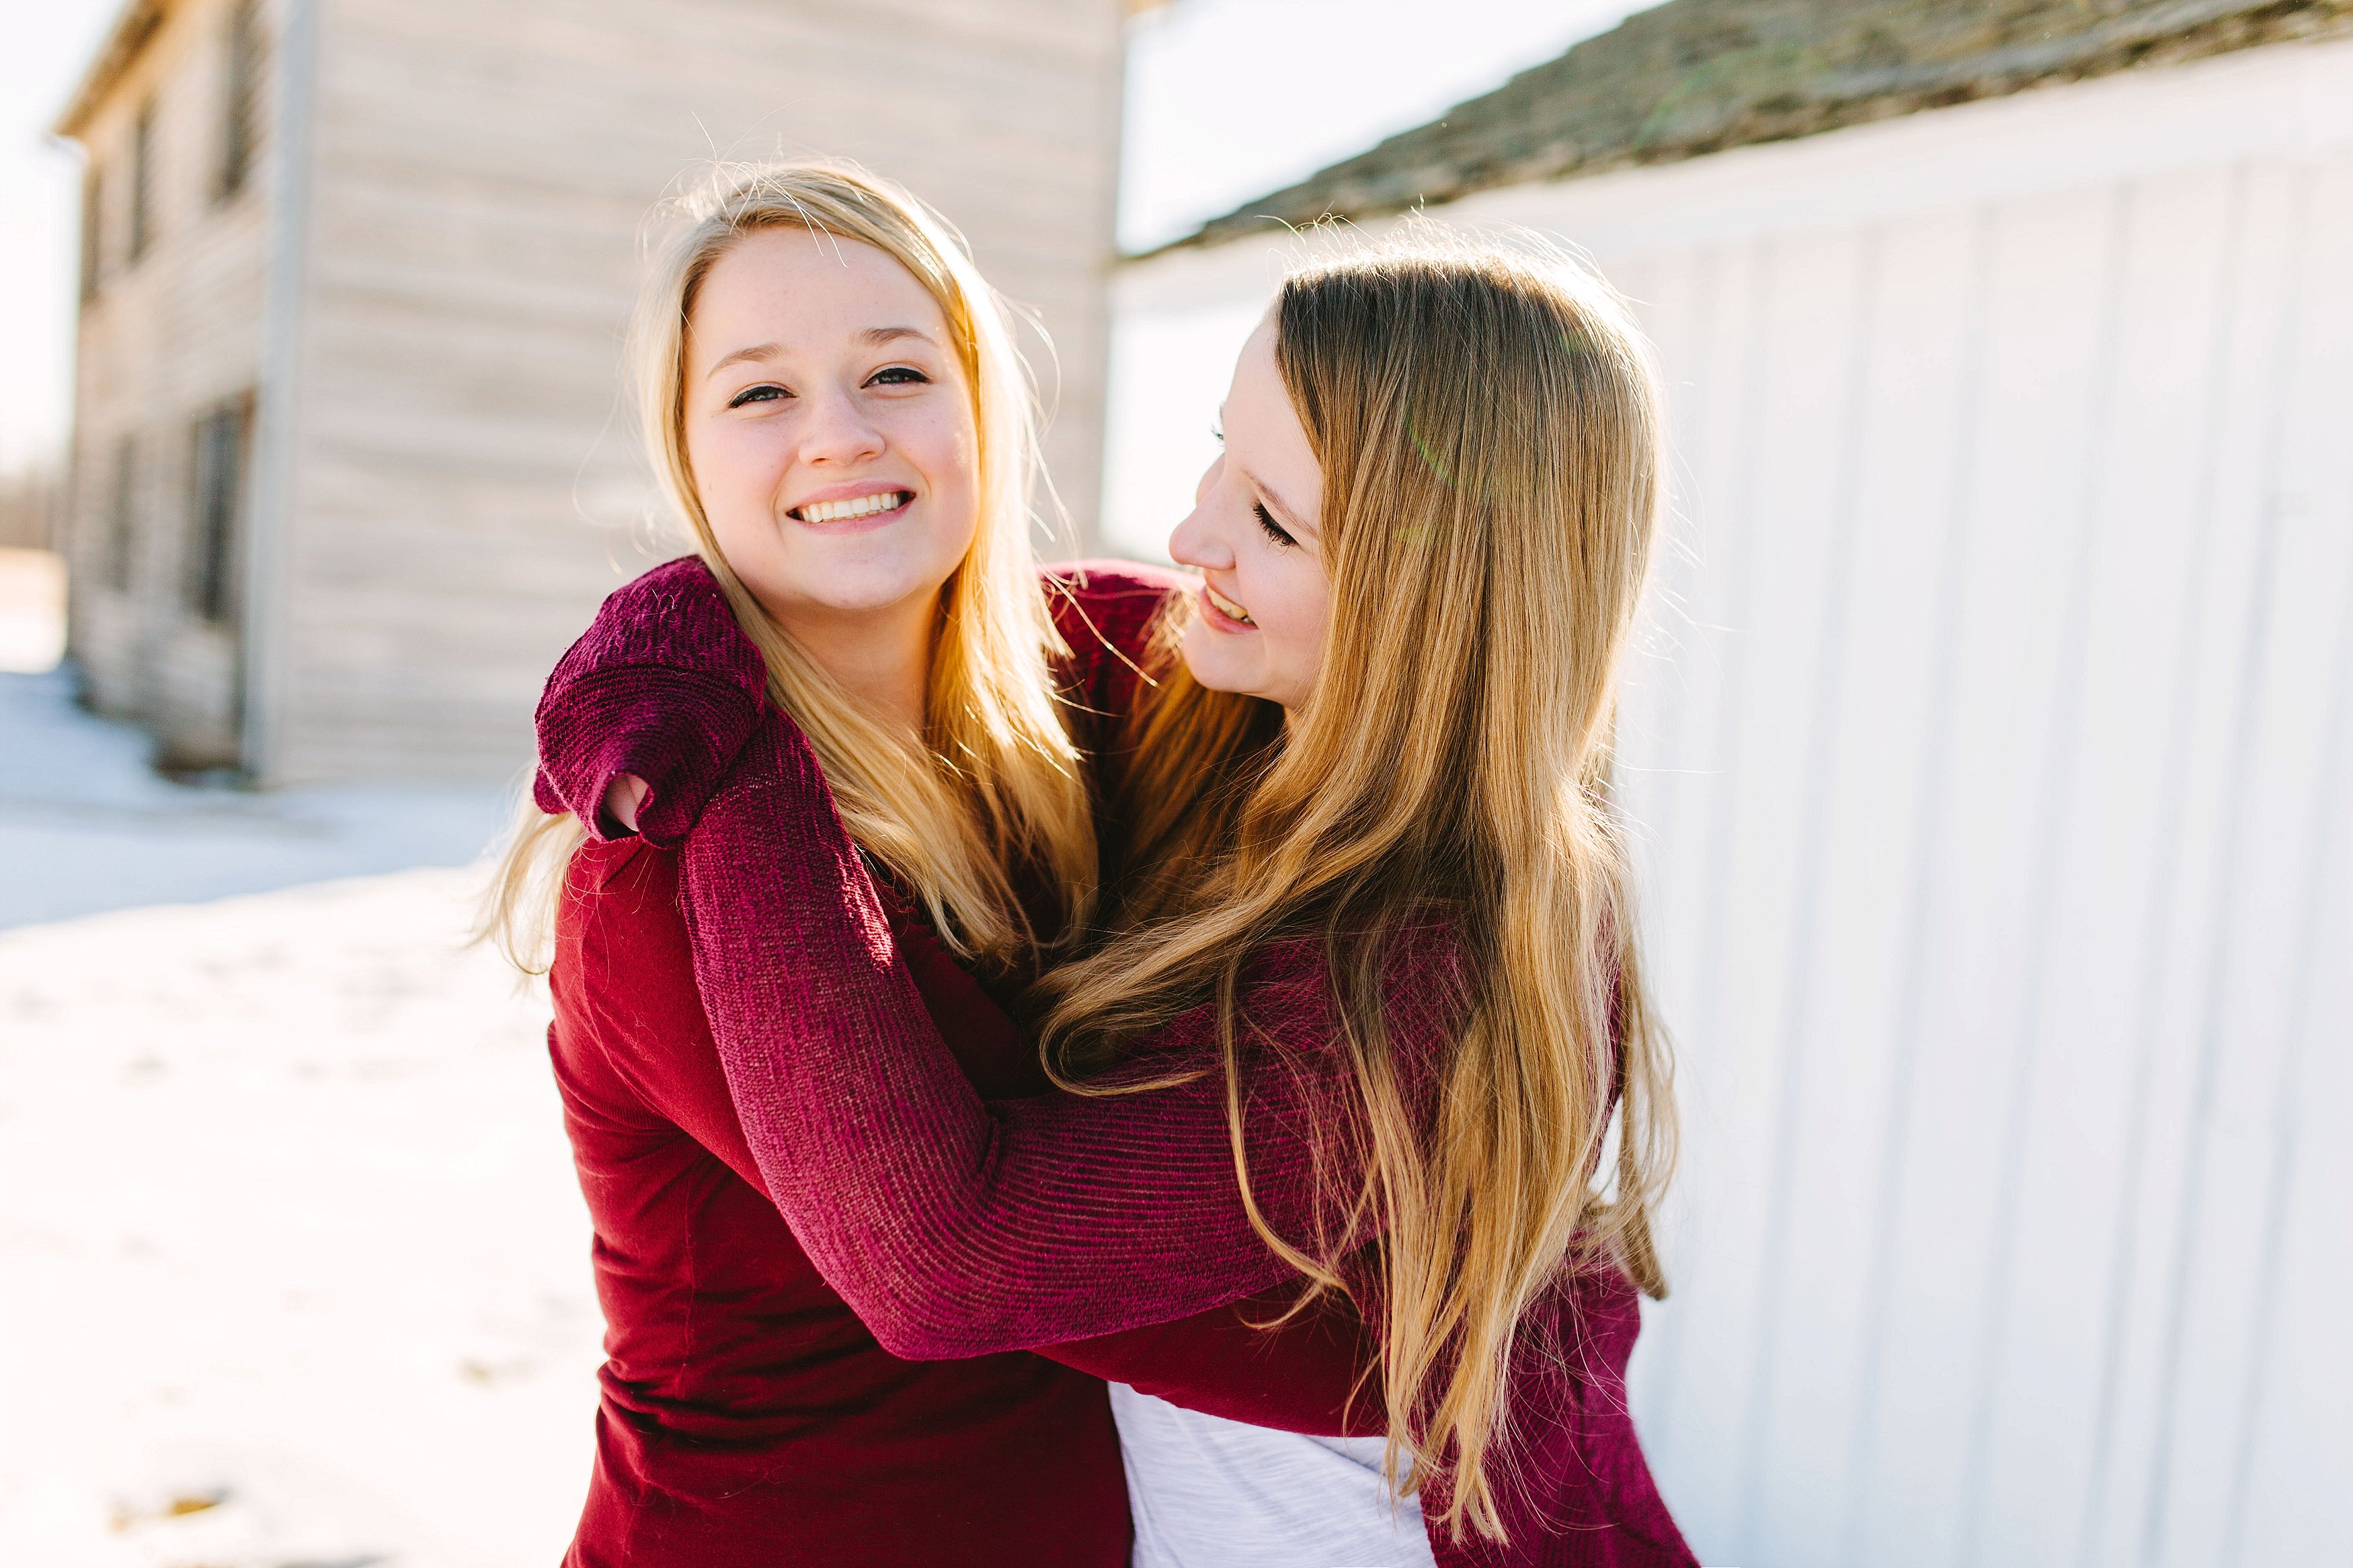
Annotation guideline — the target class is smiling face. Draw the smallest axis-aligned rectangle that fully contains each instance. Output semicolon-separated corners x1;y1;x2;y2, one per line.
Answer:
1168;319;1330;710
682;225;978;636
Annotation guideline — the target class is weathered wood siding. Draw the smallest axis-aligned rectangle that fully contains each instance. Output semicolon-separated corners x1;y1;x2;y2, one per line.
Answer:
63;0;274;768
1109;36;2353;1568
266;0;1125;781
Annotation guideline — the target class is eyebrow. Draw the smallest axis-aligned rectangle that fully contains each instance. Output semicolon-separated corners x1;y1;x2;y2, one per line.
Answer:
704;327;937;380
1239;462;1315;536
705;343;781;380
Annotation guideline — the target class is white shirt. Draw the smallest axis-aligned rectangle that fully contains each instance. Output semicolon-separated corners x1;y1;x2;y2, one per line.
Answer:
1111;1384;1441;1568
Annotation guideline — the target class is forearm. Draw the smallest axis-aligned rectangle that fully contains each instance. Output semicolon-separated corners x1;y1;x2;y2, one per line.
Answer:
1039;1282;1385;1438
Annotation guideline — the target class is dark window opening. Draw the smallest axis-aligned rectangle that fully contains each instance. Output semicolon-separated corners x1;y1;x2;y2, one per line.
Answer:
187;399;252;624
219;1;263;200
104;436;138;591
130;97;157;262
79;165;104;301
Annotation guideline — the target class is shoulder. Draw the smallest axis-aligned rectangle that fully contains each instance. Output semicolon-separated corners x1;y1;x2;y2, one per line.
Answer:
1043;560;1189;652
1040;561;1189;725
615;552;724;606
552;555;760;689
1045;558;1192;602
591;554;733;636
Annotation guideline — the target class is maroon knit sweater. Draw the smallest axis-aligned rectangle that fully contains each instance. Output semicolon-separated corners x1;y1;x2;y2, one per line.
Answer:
543;563;1380;1567
536;559;1697;1568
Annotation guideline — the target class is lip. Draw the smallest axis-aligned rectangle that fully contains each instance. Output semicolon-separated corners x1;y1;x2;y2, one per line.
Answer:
1197;582;1257;634
785;481;916;530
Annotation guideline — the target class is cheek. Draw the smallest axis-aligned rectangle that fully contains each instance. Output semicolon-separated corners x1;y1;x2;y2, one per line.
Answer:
1263;557;1329;651
904;408;981;543
687;421;783;515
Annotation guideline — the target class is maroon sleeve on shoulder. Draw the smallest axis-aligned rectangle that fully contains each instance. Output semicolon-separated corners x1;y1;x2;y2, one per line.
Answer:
535;557;770;847
1043;561;1187;746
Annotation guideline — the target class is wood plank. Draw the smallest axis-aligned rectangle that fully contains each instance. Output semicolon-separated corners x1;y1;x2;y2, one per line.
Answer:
2223;151;2353;1568
267;0;1125;778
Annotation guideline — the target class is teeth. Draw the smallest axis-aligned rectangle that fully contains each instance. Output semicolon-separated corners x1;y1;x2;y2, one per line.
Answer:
1205;584;1254;625
797;491;908;524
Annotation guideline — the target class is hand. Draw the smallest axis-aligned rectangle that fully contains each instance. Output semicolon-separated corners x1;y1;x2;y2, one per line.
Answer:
603;773;650;834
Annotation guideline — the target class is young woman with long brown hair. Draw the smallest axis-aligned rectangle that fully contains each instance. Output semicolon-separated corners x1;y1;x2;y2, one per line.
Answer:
533;224;1695;1566
490;161;1380;1567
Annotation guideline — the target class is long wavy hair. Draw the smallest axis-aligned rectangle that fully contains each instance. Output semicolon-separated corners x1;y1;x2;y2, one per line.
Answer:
1040;226;1677;1542
487;160;1092;971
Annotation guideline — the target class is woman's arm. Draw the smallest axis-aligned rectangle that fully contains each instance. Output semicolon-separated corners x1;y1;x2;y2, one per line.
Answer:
682;712;1439;1359
1047;1280;1384;1436
563;837;1383;1434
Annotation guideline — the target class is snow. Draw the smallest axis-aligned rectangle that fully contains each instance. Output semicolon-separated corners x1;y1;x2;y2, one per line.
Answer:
1;666;601;1564
1;668;520;931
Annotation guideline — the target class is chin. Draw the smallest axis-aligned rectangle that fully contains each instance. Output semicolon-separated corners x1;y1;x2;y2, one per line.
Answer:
746;542;959;618
1177;620;1260;698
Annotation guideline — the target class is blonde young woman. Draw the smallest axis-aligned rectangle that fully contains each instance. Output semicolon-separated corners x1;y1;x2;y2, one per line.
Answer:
533;225;1699;1568
494;162;1379;1568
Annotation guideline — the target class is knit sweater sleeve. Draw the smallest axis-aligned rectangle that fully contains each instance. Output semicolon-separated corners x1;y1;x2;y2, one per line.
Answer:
532;556;768;848
682;712;1439;1359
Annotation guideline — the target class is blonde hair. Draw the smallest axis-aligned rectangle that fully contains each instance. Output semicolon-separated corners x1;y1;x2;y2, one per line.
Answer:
487;160;1092;971
1041;225;1677;1541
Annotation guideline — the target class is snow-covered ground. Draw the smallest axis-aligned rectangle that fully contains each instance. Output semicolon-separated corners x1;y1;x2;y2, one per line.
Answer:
2;616;601;1565
1;666;518;930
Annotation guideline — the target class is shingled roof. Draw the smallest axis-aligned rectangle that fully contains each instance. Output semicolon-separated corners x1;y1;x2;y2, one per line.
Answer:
1162;0;2353;253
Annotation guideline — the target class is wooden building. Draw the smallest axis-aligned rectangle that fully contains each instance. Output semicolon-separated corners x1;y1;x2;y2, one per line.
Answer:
55;0;1131;780
1108;3;2353;1565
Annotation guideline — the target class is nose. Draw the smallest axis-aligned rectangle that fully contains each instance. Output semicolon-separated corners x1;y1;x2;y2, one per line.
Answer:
1168;457;1234;571
798;384;886;466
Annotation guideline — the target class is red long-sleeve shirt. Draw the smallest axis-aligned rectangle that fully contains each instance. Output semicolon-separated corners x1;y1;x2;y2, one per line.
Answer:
536;557;1698;1567
544;563;1382;1566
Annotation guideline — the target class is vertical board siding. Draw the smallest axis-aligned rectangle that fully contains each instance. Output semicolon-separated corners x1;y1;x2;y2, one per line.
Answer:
2226;150;2353;1568
1605;149;2353;1568
1109;45;2353;1565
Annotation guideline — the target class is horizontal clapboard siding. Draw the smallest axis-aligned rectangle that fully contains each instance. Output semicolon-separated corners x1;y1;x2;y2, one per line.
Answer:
1107;36;2353;1568
63;0;274;765
267;0;1124;781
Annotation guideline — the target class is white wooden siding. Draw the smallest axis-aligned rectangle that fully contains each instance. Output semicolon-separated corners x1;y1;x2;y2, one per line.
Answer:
1109;36;2353;1568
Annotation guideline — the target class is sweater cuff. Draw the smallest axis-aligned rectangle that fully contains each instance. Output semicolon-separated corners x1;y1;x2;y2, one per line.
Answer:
534;666;763;848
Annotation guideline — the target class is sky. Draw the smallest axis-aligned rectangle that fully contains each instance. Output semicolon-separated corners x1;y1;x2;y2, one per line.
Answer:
0;0;1642;484
1119;0;1645;253
0;0;118;475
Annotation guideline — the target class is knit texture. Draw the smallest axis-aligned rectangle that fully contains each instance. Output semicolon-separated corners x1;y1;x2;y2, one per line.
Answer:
534;557;769;846
536;559;1698;1568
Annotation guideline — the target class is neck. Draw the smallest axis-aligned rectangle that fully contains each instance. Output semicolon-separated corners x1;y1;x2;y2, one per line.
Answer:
772;588;937;734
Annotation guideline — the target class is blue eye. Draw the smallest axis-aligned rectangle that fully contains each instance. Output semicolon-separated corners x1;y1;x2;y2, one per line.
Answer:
728;384;787;409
